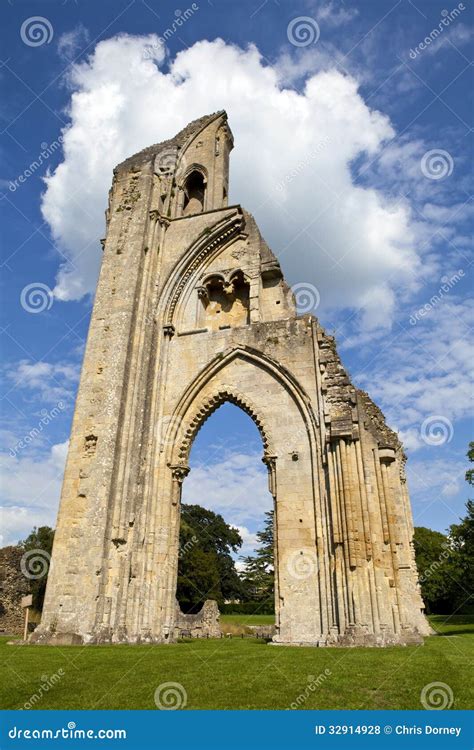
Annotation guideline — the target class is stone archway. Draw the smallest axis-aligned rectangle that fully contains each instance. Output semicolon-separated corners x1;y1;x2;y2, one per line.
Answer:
151;346;327;646
34;112;430;647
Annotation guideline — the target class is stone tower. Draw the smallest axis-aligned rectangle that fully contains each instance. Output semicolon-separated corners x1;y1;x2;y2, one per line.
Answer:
34;111;430;646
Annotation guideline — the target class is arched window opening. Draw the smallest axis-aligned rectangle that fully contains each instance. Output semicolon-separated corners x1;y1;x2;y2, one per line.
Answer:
198;271;250;331
183;170;206;216
177;403;275;624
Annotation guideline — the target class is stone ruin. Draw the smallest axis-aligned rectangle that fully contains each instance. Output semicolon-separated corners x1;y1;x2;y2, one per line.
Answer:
32;112;431;647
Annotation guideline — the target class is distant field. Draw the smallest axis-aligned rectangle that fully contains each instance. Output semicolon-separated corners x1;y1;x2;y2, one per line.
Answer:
0;615;471;710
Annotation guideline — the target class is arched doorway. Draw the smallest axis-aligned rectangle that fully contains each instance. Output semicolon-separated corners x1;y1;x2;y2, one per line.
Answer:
177;402;274;619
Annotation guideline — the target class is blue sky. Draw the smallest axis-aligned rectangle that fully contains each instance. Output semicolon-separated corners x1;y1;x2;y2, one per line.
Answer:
0;0;472;553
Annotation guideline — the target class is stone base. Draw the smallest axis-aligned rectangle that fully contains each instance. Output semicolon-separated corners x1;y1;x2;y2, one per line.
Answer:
29;630;84;646
271;629;425;648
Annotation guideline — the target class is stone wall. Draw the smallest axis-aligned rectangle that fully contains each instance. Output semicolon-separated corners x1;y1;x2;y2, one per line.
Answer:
0;547;30;636
174;599;221;638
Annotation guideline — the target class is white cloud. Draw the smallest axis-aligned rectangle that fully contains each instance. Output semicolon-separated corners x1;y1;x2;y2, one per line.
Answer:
42;34;428;330
233;525;259;556
0;441;68;546
314;1;359;26
4;359;79;403
57;24;90;60
182;450;272;535
353;299;474;450
408;457;467;506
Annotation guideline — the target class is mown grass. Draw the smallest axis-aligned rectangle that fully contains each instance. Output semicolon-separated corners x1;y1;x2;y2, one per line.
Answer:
0;615;472;710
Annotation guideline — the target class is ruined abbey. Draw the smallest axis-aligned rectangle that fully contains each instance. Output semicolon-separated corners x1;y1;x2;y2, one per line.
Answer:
33;111;431;646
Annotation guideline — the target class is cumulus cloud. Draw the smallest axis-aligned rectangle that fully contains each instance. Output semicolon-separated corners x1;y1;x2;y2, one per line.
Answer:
4;359;79;403
407;457;468;512
42;34;426;330
182;450;272;543
0;441;68;545
353;299;474;451
57;24;90;60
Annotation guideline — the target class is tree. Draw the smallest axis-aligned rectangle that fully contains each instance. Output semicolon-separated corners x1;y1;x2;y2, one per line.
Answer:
177;504;243;613
413;526;452;613
18;526;54;611
465;441;474;487
446;500;474;612
413;441;474;614
240;510;275;612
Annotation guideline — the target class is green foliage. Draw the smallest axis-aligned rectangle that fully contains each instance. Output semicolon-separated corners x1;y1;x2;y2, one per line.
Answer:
18;526;54;611
239;510;275;612
446;499;474;613
466;441;474;486
413;441;474;615
177;504;243;613
413;526;453;613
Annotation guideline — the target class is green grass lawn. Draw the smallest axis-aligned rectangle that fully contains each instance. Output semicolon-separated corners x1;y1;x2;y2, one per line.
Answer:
0;615;472;710
220;614;275;625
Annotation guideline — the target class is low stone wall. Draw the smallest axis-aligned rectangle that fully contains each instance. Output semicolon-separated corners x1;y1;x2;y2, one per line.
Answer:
174;599;220;639
0;546;30;636
247;624;276;639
